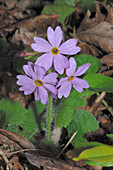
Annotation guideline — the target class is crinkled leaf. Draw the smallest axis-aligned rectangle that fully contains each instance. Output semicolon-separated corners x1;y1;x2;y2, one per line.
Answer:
54;0;76;6
19;101;46;139
74;54;101;74
78;0;97;12
73;145;113;167
84;73;113;92
0;98;26;128
56;90;86;128
42;4;75;25
0;98;46;139
68;109;99;150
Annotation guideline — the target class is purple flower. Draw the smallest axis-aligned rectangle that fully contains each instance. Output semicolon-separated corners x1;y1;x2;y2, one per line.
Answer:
57;57;91;98
17;62;58;104
31;26;81;74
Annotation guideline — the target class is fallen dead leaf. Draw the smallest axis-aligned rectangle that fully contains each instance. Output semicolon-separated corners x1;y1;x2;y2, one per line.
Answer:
100;53;113;67
77;21;113;53
25;150;82;170
0;129;35;149
1;0;42;10
11;14;59;46
77;1;105;32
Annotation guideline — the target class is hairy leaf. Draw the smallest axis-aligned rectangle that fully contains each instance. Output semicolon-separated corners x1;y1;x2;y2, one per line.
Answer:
84;73;113;92
74;54;101;74
56;90;86;128
42;4;75;25
68;109;99;151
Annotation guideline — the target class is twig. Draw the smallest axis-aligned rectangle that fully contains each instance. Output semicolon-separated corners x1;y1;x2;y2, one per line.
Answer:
57;131;77;158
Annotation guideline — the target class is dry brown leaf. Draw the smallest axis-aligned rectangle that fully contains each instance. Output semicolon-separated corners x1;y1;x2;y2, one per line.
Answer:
77;21;113;53
100;53;113;67
10;155;25;170
2;0;42;10
98;1;113;24
11;14;59;46
25;150;81;170
77;1;105;32
0;133;21;153
0;129;35;149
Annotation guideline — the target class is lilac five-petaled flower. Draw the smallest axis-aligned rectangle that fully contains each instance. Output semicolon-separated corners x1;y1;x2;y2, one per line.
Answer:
31;26;81;74
17;62;58;104
57;57;91;98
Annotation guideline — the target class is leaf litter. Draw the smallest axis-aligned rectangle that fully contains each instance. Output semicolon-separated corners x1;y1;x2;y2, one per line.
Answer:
0;0;113;169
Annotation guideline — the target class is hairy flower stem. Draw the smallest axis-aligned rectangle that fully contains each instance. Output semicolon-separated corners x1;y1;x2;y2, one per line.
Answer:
47;94;52;140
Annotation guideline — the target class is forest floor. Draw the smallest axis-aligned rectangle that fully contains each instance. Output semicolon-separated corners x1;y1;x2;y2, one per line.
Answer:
0;0;113;169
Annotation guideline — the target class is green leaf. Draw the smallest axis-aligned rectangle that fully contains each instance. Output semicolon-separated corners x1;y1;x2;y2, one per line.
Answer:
77;0;97;12
84;73;113;92
0;98;46;139
0;98;26;129
84;159;113;167
14;57;28;74
0;110;6;128
74;54;101;74
107;134;113;139
107;134;113;142
68;109;99;150
42;4;75;25
54;0;76;6
19;101;46;139
73;145;113;167
0;37;7;51
56;90;86;128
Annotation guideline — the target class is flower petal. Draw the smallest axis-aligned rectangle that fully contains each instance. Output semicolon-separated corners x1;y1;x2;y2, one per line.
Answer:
54;26;63;47
74;63;91;76
23;62;36;80
35;53;53;71
47;26;55;46
72;77;89;92
56;77;68;87
59;39;81;55
43;73;58;85
66;57;76;76
34;64;46;80
54;54;69;74
35;87;41;101
47;26;63;47
31;37;51;53
58;81;72;98
17;75;36;95
44;84;57;98
38;86;48;104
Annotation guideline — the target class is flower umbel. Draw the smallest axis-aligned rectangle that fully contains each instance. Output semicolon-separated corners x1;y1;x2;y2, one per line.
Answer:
17;62;58;104
31;26;81;74
57;57;91;98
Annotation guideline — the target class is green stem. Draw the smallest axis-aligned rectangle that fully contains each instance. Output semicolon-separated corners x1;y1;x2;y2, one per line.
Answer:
47;94;52;140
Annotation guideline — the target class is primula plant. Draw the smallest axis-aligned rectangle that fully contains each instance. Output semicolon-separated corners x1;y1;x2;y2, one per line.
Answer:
15;25;113;167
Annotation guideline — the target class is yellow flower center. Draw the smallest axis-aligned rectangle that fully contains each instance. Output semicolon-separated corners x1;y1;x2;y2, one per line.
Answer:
68;75;75;81
35;79;43;86
51;47;59;55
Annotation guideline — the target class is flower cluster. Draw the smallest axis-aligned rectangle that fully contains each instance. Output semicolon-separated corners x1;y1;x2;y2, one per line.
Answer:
17;26;91;104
